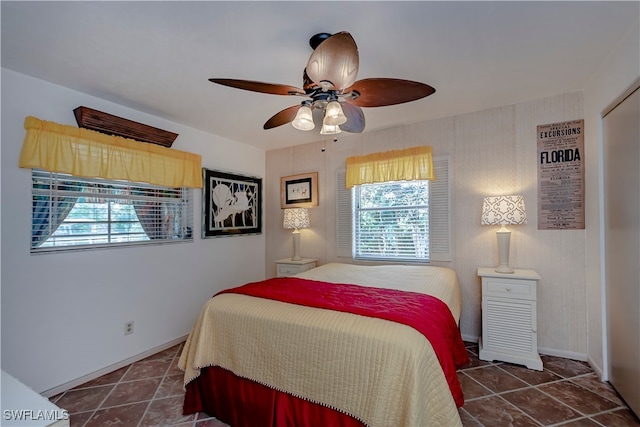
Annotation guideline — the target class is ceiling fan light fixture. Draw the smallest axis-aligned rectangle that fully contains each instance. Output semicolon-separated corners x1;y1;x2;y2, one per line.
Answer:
291;105;315;131
320;123;341;135
324;101;347;126
209;31;435;135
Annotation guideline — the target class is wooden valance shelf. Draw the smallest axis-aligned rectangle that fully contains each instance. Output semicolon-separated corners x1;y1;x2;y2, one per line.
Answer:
73;106;178;148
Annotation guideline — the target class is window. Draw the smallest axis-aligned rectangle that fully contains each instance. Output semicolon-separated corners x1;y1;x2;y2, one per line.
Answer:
31;170;193;253
337;155;451;262
353;180;430;261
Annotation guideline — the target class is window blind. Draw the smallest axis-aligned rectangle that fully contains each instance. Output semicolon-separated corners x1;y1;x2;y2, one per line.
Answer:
336;155;451;262
31;169;193;253
353;180;430;262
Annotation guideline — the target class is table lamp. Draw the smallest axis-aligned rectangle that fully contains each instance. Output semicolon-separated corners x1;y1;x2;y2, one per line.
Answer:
283;208;310;261
481;195;527;273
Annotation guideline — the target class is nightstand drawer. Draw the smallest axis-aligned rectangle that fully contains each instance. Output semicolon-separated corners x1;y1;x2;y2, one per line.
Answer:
484;278;535;299
278;264;303;276
275;258;317;277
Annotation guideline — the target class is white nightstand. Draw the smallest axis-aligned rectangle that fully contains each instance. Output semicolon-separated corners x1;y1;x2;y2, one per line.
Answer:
275;258;317;277
477;267;543;370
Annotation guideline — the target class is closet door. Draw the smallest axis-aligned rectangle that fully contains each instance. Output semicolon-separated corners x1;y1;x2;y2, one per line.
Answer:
603;81;640;417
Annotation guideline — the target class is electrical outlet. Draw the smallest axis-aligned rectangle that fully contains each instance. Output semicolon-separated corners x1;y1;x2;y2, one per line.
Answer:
124;321;134;335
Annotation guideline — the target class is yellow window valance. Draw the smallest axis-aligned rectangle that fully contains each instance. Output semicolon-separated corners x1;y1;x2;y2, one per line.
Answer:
18;116;203;188
345;146;435;189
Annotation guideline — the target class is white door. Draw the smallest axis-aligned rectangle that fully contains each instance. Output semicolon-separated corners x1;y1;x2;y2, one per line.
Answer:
603;81;640;417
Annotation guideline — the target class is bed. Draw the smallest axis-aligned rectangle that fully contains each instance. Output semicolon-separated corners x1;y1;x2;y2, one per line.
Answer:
179;263;469;426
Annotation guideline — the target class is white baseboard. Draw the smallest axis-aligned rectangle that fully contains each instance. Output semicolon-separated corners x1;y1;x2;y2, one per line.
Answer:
462;335;589;362
537;346;588;362
41;335;188;398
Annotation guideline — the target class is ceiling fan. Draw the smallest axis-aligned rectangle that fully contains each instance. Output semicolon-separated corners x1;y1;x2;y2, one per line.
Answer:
209;31;436;135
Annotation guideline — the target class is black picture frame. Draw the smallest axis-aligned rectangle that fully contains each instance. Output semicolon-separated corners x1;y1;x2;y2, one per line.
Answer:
202;168;262;238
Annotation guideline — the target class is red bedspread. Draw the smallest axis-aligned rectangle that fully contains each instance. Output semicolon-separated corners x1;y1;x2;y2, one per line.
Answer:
219;277;469;407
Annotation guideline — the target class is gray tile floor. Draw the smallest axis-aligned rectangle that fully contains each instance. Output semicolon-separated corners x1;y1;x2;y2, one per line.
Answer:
51;343;223;427
459;343;640;426
50;341;640;426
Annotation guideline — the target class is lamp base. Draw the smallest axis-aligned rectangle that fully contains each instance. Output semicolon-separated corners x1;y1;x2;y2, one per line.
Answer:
291;230;301;261
495;230;514;274
495;265;515;274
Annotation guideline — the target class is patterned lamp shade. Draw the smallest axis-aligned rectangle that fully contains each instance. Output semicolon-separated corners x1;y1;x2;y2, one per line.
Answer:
481;196;527;226
283;208;310;230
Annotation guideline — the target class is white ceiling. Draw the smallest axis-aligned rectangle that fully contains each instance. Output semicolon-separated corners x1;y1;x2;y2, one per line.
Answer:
2;1;638;151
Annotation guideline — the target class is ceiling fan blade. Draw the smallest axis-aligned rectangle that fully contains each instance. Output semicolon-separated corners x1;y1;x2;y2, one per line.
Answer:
306;32;359;91
345;78;436;107
210;78;305;96
340;103;365;133
263;105;301;129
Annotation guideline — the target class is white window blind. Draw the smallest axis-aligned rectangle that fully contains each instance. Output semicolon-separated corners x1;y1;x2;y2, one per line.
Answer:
31;169;193;253
354;180;430;262
336;155;451;262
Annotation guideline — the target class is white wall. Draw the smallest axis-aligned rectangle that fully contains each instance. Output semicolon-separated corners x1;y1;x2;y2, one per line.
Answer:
0;69;266;393
583;17;640;378
266;92;588;358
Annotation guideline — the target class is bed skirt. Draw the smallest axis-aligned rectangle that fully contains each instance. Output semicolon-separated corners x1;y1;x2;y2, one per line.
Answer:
184;365;366;427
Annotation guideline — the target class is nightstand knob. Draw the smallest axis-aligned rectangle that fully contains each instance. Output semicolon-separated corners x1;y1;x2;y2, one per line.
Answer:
506;287;512;292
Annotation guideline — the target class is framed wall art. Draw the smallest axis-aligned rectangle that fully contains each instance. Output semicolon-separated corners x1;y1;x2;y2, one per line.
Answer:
280;172;318;208
202;168;262;238
537;119;585;230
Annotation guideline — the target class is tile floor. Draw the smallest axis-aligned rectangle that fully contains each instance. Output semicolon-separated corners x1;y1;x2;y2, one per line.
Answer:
50;343;225;427
49;341;640;426
459;343;640;426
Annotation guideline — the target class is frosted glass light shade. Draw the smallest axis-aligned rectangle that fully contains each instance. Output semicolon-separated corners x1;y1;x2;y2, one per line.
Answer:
292;106;315;131
324;101;347;126
320;123;341;135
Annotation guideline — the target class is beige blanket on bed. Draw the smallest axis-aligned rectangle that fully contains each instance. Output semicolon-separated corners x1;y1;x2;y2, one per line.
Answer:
179;264;463;427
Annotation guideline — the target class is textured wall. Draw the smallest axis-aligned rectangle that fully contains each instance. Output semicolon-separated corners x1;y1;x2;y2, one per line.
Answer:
266;92;587;357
